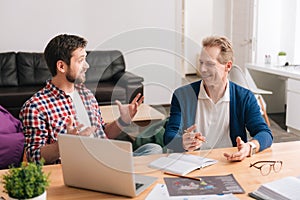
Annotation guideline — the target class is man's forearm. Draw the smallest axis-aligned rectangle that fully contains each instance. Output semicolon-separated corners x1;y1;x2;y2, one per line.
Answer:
104;120;122;139
40;142;60;164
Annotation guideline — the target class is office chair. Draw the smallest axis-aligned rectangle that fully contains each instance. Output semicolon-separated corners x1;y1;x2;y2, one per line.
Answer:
228;65;272;127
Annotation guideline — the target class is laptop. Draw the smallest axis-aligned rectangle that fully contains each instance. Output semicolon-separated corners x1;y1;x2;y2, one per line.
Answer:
58;134;157;197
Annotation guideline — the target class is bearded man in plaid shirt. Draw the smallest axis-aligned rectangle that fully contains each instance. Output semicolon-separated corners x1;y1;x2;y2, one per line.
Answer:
20;34;162;164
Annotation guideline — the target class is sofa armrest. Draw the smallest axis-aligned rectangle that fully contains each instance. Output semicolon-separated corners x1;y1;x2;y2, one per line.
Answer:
112;71;144;103
113;71;144;85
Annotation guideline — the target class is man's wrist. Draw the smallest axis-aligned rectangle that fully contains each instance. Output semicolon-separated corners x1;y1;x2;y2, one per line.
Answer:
117;117;131;127
248;141;257;157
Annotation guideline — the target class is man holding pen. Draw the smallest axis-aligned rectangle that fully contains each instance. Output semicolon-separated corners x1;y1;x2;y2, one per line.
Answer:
164;35;273;161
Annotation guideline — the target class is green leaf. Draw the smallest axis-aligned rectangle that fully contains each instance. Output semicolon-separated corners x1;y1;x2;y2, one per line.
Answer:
1;161;50;199
278;51;286;56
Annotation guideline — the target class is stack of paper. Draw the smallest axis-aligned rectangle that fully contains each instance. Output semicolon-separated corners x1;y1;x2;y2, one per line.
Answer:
249;176;300;200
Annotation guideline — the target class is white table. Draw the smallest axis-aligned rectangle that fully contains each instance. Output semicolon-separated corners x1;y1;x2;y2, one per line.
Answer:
246;63;300;133
246;63;300;80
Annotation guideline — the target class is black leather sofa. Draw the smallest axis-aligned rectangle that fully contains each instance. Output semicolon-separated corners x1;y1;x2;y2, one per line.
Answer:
0;50;144;118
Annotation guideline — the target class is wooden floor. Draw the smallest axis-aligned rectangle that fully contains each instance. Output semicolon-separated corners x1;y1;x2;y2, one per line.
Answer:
269;113;286;130
269;113;300;143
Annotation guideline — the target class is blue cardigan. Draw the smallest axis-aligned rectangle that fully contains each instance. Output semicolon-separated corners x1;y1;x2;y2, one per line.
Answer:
164;80;273;152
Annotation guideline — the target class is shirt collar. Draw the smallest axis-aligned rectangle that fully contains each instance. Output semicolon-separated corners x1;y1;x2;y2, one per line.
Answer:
198;79;230;102
45;80;89;99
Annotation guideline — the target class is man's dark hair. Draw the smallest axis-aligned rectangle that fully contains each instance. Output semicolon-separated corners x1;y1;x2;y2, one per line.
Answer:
44;34;87;76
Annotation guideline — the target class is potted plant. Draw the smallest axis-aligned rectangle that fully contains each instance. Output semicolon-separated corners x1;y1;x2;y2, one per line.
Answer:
1;161;50;200
278;51;287;66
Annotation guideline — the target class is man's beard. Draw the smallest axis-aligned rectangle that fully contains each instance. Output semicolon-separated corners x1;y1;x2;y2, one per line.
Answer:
66;71;85;84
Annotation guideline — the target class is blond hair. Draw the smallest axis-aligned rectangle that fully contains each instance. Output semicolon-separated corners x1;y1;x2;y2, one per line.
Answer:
202;35;234;64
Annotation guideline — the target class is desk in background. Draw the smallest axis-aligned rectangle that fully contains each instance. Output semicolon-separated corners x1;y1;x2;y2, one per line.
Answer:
246;63;300;79
1;141;300;199
246;63;300;133
100;104;166;139
100;104;165;124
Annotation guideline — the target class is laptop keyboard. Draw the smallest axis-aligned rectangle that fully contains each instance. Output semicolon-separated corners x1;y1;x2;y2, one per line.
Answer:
135;183;144;190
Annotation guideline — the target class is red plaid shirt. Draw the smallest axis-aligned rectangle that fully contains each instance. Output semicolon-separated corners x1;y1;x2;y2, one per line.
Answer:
19;80;106;162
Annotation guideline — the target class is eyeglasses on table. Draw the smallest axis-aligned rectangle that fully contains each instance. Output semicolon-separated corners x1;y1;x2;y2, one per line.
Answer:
249;160;283;176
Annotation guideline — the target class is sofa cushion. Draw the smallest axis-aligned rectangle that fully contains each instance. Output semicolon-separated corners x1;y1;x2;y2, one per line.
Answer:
86;50;125;83
0;132;24;169
0;52;18;86
17;52;51;86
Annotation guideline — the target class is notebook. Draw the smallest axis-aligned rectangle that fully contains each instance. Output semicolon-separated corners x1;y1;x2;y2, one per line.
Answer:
149;153;217;175
58;134;157;197
249;176;300;200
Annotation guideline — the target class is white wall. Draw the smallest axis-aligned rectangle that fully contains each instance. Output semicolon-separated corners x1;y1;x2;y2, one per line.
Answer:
256;0;281;64
251;0;300;113
294;1;300;64
256;0;298;65
183;0;231;74
0;0;232;104
0;0;182;104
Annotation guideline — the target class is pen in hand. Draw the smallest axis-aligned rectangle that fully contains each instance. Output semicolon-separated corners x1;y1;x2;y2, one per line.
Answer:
184;129;208;143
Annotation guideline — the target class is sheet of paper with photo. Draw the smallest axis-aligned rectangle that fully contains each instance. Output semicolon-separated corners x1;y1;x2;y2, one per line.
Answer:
146;184;240;200
164;174;244;196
